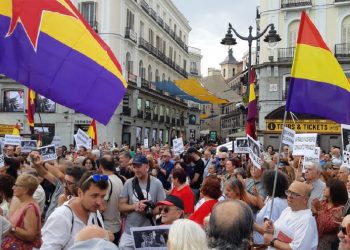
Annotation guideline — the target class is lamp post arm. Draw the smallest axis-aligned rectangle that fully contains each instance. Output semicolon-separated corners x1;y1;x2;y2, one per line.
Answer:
230;27;249;41
255;23;274;40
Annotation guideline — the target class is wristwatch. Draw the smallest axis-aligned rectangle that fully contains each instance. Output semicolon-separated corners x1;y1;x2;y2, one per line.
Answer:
270;238;278;247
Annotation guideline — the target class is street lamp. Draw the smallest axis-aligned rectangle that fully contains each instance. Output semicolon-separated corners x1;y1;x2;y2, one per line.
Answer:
221;23;281;94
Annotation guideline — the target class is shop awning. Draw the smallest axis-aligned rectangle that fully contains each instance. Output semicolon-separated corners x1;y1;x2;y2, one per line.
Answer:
175;78;229;104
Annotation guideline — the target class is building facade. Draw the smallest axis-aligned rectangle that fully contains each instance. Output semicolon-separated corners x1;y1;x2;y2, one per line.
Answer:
257;0;350;150
0;0;202;147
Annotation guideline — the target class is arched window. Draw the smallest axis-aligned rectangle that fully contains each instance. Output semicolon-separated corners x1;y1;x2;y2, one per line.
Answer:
126;52;133;73
162;73;166;81
155;69;160;82
287;21;300;47
139;60;144;79
342;15;350;44
148;65;152;81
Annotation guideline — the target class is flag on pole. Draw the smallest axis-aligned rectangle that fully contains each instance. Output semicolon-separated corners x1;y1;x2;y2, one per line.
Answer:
87;119;97;145
0;0;127;125
12;123;20;135
27;88;36;134
246;68;257;140
286;11;350;124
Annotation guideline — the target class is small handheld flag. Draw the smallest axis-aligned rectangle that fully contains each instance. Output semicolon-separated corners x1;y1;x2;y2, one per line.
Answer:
87;119;97;146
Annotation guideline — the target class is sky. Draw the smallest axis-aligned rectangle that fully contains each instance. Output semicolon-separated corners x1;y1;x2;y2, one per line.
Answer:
172;0;260;76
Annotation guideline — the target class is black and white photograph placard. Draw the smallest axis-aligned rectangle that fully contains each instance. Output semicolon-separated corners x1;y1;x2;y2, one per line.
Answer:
131;225;170;250
38;144;57;162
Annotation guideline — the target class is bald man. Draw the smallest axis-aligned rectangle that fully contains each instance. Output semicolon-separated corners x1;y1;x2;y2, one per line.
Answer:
263;181;318;250
338;215;350;250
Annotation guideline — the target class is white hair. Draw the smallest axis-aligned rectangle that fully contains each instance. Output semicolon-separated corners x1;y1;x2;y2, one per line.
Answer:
91;149;101;159
168;219;208;250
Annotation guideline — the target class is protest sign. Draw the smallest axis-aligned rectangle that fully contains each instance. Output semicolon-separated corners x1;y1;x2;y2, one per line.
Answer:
4;134;21;146
75;129;92;149
21;140;37;153
304;147;320;166
234;137;249;154
292;133;317;156
0;154;4;168
38;144;57;162
172;138;184;155
247;135;261;169
342;124;350;168
144;138;149;149
282;127;295;147
51;136;61;148
131;225;170;250
216;141;233;154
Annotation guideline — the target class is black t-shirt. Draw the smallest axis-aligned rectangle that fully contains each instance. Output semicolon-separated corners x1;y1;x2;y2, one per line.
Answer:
190;158;205;189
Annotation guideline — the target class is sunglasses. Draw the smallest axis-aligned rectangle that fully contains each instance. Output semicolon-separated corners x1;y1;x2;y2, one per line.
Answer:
219;158;226;161
339;225;347;235
82;174;108;186
159;206;179;213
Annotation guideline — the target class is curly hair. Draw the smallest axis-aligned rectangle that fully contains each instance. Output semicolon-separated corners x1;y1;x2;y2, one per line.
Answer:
327;178;348;206
262;170;289;198
200;175;222;200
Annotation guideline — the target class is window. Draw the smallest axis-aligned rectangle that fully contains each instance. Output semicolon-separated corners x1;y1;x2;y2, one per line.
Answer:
163;41;166;54
137;98;142;111
174;24;177;34
179;30;182;40
126;9;134;30
126;52;133;73
287;21;300;47
162;73;165;81
123;95;129;107
155;69;160;82
183;59;187;70
139;60;145;79
36;94;55;113
79;1;97;27
149;29;154;45
223;68;226;78
342;15;350;44
233;68;236;76
153;102;158;114
160;105;164;116
156;36;161;50
190;62;197;72
166;107;169;117
283;76;291;100
148;65;152;81
140;21;144;38
169;46;173;60
3;90;24;112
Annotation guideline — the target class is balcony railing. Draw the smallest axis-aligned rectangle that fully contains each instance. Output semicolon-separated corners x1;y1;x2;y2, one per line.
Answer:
166;116;170;123
122;106;131;116
176;119;180;126
150;8;157;21
153;114;158;121
335;0;350;2
159;116;164;123
171;118;176;125
125;27;137;43
140;0;149;12
281;0;312;8
277;47;295;61
190;68;199;75
137;110;143;118
145;112;152;120
157;16;164;27
335;43;350;58
139;37;150;51
141;79;150;89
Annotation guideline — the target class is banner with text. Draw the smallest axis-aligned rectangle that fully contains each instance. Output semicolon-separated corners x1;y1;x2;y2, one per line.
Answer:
304;147;321;166
341;124;350;168
4;134;21;146
292;133;317;156
75;129;92;149
216;141;233;155
172;138;184;155
282;127;295;147
247;135;261;169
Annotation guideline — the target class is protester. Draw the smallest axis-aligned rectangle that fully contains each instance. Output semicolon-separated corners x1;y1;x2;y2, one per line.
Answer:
118;155;165;250
168;219;208;250
245;163;267;199
0;174;15;216
157;195;184;225
187;147;205;202
1;174;42;250
117;151;134;181
338;214;350;250
202;149;213;178
337;166;350;184
207;200;254;250
41;172;109;250
82;157;96;171
304;162;326;208
157;150;174;190
190;175;221;226
263;181;318;249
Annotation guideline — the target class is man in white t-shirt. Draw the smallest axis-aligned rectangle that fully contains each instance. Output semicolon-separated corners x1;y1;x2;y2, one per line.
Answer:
263;181;318;250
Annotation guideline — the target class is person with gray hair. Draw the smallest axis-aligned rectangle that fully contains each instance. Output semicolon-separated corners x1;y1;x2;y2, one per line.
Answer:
304;162;326;208
167;219;208;250
207;200;254;250
337;166;350;184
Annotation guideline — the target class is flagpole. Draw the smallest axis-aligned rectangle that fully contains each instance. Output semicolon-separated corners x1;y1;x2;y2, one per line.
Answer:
37;110;46;146
269;109;288;219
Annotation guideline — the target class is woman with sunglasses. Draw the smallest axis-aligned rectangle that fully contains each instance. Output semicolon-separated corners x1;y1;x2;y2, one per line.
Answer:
312;178;348;250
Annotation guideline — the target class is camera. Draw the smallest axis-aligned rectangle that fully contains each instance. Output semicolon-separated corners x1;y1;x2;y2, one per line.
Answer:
143;200;155;219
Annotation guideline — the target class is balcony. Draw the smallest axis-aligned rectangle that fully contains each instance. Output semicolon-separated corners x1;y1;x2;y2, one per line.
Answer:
159;115;164;123
141;78;150;89
277;47;295;61
149;8;157;21
137;110;143;118
125;27;137;43
122;106;131;116
153;114;158;121
176;119;180;126
139;37;150;51
166;116;170;123
128;72;137;85
157;16;164;27
140;0;149;13
190;68;199;75
281;0;312;8
171;118;176;125
145;112;152;120
335;43;350;58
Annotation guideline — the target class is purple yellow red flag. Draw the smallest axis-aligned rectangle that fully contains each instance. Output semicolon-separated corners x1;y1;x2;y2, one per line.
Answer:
246;68;257;139
286;11;350;124
87;119;97;146
27;88;35;133
12;123;20;135
0;0;127;125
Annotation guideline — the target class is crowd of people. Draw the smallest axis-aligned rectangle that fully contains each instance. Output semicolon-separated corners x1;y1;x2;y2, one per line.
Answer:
1;141;350;250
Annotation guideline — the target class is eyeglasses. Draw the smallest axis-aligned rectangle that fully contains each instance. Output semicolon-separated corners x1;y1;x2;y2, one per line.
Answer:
159;206;180;213
219;158;226;161
339;225;347;235
82;174;108;186
285;190;303;198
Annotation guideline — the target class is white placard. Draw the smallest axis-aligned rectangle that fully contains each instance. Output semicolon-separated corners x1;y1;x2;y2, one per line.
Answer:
234;137;249;154
21;140;37;153
247;135;261;169
75;129;92;149
304;147;320;166
282;127;295;147
38;144;57;162
292;133;317;156
51;136;61;148
341;124;350;168
0;154;4;168
131;225;170;250
144;138;149;149
4;134;21;146
216;141;233;155
172;138;184;155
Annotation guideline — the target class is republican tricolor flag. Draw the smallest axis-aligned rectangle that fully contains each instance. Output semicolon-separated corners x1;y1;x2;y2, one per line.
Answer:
0;0;127;125
286;11;350;124
87;119;97;146
246;68;257;140
27;88;36;134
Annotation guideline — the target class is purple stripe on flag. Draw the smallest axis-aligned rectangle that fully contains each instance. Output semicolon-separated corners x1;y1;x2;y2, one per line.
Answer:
286;77;350;124
247;99;257;121
0;15;125;125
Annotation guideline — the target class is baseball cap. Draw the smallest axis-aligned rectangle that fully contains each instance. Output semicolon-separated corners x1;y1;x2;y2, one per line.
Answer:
157;195;184;210
132;155;148;165
219;146;228;153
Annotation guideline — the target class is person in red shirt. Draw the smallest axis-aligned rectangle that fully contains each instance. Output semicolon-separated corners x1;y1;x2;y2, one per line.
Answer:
170;168;194;216
189;175;222;226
